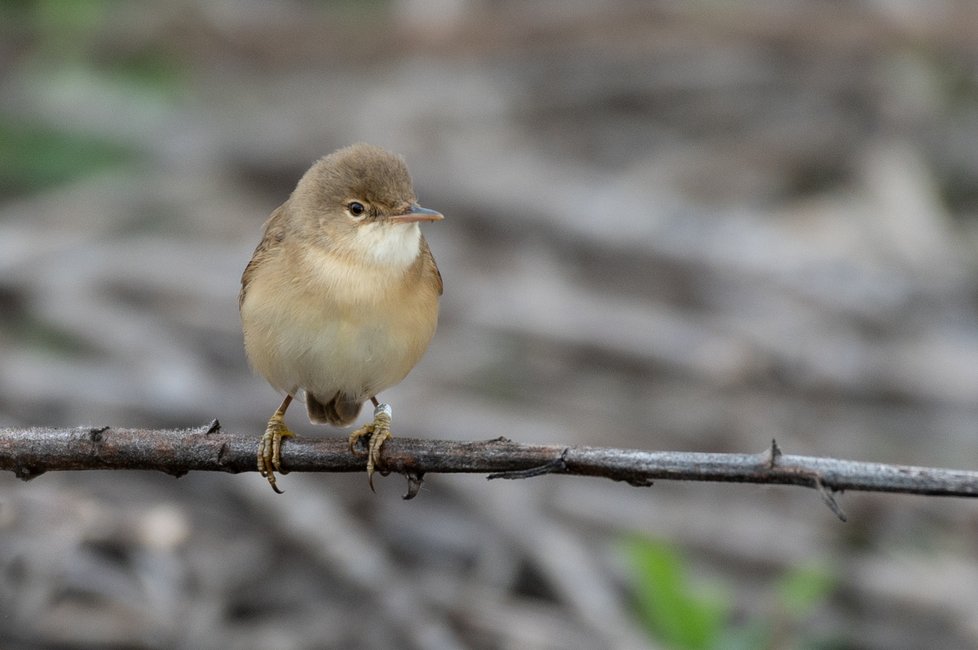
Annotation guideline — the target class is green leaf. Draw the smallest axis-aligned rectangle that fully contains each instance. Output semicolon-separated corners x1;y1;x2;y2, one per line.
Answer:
776;565;835;618
0;120;136;197
623;537;729;650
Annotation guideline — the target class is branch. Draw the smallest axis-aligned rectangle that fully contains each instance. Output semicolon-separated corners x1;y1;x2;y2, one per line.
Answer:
2;424;977;520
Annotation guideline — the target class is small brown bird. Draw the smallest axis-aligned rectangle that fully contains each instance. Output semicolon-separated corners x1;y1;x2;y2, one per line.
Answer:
239;143;443;493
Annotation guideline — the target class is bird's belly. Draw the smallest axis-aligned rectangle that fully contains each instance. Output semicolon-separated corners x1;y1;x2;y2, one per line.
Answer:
243;286;437;401
295;316;430;398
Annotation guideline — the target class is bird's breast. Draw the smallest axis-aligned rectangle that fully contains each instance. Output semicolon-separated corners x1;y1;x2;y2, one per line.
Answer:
241;240;439;400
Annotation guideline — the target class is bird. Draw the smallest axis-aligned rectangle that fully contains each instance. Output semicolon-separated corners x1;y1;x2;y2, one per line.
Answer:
239;143;443;493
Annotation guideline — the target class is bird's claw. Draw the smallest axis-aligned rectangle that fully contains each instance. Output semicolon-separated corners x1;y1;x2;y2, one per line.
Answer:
258;412;294;494
349;403;393;490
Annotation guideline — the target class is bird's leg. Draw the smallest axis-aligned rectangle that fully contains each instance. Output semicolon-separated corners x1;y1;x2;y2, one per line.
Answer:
349;397;393;490
258;394;294;494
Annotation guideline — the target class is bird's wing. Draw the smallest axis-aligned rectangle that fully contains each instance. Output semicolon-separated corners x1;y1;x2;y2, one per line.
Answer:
420;235;443;296
239;204;288;309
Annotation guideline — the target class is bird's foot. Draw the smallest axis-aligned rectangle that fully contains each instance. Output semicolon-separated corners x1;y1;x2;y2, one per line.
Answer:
349;403;393;490
258;411;295;494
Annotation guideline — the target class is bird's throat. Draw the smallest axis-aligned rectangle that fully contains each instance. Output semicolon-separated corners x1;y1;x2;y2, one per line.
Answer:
352;221;422;270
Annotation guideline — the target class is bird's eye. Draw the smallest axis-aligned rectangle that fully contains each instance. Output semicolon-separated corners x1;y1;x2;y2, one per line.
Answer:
347;201;366;218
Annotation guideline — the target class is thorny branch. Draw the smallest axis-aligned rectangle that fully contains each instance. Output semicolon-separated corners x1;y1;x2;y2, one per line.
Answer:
2;423;978;520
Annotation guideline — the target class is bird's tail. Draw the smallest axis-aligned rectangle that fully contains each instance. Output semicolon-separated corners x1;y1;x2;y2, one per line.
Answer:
305;391;363;426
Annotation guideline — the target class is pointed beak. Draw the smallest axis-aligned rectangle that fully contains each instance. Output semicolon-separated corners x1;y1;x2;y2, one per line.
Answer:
385;204;444;224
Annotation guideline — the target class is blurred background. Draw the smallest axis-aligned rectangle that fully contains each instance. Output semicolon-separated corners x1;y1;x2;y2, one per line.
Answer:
2;1;978;648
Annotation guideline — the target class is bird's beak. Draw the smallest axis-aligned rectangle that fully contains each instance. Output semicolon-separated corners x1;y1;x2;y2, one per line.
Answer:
385;204;444;224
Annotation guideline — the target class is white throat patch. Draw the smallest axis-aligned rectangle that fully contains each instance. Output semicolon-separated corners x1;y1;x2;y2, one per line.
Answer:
353;221;422;269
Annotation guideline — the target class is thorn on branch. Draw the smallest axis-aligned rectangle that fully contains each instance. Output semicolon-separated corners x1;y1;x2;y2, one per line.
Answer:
486;448;569;480
205;419;222;434
217;443;231;467
625;477;654;487
403;472;424;500
755;438;846;519
759;438;782;469
814;476;847;522
14;466;44;481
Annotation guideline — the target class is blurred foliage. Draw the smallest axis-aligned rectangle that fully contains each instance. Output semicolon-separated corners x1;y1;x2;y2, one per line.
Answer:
624;537;729;650
623;537;837;650
0;120;135;198
776;565;835;621
0;0;113;33
2;0;187;94
101;49;186;98
0;285;96;356
0;0;187;198
1;0;112;63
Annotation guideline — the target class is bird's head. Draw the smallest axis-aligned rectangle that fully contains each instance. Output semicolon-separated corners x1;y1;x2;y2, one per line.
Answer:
291;143;443;268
